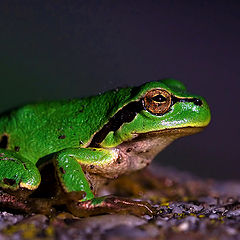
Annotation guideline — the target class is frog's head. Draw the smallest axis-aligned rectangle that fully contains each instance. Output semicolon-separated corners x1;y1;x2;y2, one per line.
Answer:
90;79;211;172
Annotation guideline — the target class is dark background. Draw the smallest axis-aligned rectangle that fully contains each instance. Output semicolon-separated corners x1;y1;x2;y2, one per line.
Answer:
0;1;239;180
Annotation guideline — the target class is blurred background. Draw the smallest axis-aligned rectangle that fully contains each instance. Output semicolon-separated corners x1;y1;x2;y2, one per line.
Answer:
0;1;239;180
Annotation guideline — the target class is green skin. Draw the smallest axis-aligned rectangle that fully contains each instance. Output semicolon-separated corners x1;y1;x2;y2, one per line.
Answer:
0;79;211;216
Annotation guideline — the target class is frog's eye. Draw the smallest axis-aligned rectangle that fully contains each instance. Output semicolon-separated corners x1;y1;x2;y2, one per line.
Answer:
143;89;172;115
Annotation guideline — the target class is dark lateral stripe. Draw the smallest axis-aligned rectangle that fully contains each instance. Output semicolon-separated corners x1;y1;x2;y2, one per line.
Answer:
89;100;143;147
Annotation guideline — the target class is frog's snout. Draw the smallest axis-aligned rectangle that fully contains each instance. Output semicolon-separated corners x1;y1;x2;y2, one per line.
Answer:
195;96;211;127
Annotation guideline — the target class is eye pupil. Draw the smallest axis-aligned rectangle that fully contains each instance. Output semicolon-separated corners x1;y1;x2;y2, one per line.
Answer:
152;95;166;102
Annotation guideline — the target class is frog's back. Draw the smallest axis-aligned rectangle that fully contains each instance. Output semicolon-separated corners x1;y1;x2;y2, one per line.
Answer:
0;86;133;163
0;100;83;163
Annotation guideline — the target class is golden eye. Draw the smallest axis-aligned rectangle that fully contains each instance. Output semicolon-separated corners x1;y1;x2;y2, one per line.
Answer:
143;89;172;115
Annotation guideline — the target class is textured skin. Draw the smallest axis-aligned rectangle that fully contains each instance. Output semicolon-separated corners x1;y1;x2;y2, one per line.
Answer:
0;79;211;205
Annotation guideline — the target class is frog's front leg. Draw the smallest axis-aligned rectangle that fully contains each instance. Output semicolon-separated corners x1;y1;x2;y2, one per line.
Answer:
54;148;156;217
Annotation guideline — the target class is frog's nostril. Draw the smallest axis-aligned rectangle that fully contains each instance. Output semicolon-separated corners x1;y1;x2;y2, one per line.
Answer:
193;98;203;106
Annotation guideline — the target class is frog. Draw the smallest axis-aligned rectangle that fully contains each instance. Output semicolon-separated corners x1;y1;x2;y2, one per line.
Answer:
0;79;211;217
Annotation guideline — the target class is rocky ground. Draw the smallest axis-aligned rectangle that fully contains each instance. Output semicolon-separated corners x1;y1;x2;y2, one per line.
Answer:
0;164;239;240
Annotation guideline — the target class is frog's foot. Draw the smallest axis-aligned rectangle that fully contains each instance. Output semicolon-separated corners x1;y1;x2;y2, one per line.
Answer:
0;149;41;191
0;190;31;213
0;190;58;216
67;195;156;217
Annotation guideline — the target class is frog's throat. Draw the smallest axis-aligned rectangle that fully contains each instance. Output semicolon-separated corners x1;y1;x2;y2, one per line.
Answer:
115;126;204;174
84;127;203;182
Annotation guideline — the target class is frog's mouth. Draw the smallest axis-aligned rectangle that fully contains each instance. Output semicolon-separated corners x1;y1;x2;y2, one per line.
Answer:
115;126;205;173
139;126;204;138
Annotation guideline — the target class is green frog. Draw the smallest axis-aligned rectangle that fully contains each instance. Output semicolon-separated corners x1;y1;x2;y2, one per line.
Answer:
0;79;211;216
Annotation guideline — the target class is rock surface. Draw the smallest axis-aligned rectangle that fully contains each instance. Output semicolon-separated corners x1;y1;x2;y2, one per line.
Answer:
0;164;239;240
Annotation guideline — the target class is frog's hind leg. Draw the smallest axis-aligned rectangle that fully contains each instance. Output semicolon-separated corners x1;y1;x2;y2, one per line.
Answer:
0;148;41;192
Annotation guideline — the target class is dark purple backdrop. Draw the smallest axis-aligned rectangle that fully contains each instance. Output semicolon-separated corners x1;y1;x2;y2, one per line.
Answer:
0;1;239;180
